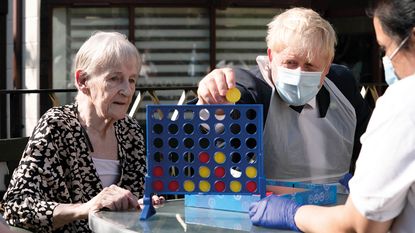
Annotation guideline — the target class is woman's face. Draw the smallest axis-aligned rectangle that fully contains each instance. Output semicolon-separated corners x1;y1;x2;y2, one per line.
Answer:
87;58;138;121
374;16;415;79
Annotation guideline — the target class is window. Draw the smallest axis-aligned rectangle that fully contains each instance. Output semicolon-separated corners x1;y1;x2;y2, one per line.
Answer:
134;7;210;86
48;3;377;121
52;7;129;103
215;8;279;69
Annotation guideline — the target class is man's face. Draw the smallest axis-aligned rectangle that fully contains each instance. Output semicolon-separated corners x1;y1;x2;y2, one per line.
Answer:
267;47;330;86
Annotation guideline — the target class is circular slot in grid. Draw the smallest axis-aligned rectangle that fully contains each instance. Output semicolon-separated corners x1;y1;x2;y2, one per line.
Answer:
183;138;194;149
183;123;194;134
168;138;179;148
199;108;210;121
154;152;164;162
183;166;195;177
246;123;257;134
153;124;163;134
169;166;179;177
168;152;179;163
199;138;210;149
246;109;257;120
230;123;241;134
199;123;210;135
214;123;225;134
151;109;163;120
231;152;241;163
215;138;225;149
246;152;257;164
246;138;257;149
183;152;194;163
183;110;194;120
230;109;241;120
168;124;179;134
153;138;163;148
230;138;241;149
214;108;226;121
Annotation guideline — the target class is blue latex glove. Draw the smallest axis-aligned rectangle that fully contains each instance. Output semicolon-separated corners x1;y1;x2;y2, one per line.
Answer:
249;195;302;231
339;172;353;192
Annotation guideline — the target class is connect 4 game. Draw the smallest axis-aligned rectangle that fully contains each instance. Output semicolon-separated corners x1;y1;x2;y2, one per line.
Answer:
141;104;265;220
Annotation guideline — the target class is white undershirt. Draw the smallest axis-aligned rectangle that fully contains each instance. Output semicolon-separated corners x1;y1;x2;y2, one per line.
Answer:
92;157;120;187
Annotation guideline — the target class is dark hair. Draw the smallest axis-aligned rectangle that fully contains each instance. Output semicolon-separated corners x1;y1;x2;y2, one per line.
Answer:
368;0;415;44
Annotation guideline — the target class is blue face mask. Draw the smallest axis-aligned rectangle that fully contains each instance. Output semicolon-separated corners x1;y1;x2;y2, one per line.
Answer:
382;56;398;85
382;36;410;86
274;66;322;106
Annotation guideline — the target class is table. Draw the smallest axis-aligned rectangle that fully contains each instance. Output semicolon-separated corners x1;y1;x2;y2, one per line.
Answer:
89;194;348;233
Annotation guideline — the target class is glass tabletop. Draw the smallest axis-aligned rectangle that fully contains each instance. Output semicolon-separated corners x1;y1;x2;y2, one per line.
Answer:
89;194;348;233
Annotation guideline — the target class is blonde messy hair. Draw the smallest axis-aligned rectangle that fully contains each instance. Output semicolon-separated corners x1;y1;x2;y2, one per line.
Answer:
73;31;141;81
266;7;337;63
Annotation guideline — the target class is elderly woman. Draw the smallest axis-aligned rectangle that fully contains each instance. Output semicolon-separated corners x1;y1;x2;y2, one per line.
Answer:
249;0;415;232
1;32;153;232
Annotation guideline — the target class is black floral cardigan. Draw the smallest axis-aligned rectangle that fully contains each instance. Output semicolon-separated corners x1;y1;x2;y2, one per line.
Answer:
1;104;146;232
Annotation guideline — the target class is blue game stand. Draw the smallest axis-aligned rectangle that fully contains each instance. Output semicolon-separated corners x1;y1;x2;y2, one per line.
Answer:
140;104;265;220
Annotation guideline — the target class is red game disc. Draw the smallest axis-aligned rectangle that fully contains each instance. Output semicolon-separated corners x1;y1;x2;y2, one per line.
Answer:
214;166;225;178
198;151;210;163
246;181;257;193
152;180;163;191
168;181;179;191
153;166;163;177
214;181;226;192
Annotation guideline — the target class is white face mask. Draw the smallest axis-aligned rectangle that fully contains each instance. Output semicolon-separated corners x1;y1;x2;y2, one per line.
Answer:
274;66;322;106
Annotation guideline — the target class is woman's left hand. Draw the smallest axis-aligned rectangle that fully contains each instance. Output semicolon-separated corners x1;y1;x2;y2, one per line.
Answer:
83;185;140;215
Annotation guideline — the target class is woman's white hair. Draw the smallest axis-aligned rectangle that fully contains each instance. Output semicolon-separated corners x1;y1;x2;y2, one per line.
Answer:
73;31;141;85
266;7;337;63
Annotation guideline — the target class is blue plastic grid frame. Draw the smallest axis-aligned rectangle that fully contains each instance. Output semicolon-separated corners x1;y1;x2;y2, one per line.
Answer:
141;104;265;220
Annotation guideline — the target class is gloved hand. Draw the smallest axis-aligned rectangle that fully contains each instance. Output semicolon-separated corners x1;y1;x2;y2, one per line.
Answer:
339;172;353;192
249;195;302;231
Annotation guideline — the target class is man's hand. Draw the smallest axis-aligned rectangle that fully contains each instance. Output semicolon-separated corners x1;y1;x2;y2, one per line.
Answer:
197;68;236;104
249;195;302;231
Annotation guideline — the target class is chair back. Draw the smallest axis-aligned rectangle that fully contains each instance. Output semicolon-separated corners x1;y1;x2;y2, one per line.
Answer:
0;137;29;197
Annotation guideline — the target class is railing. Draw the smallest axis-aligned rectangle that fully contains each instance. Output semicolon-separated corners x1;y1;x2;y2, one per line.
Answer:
0;82;385;139
0;85;198;138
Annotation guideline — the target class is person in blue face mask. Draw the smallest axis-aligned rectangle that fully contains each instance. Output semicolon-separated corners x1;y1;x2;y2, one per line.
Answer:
382;36;410;85
196;7;372;182
249;0;415;232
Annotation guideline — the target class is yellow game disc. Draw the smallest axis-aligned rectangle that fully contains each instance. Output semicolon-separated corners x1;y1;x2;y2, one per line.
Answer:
214;151;226;164
230;180;242;192
226;87;241;103
245;166;257;178
184;180;195;192
199;180;211;192
199;166;211;178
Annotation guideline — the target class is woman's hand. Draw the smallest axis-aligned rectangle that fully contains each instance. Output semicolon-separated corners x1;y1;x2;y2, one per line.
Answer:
84;185;139;214
53;185;139;229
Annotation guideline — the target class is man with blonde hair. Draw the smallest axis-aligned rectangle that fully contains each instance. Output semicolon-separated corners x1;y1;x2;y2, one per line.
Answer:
197;7;371;182
250;0;415;231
